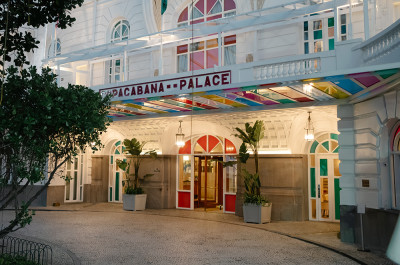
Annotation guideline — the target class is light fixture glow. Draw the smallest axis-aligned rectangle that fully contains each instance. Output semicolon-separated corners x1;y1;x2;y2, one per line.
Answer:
183;155;190;161
176;120;185;147
305;111;314;141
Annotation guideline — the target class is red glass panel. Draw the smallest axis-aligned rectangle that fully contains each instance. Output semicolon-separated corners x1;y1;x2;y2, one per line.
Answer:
225;139;236;154
207;14;222;21
195;0;205;14
225;194;236;212
190;51;205;70
224;0;236;11
190;19;204;25
207;0;218;14
179;140;191;154
208;135;219;152
197;136;207;152
224;35;236;45
177;44;188;54
178;191;191;208
206;48;218;69
178;7;188;22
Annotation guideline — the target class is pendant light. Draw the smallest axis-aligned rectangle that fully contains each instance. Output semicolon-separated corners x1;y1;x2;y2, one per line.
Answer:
305;111;314;141
176;120;185;147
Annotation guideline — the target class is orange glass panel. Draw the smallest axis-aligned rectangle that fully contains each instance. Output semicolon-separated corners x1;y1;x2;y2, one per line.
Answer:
179;140;191;154
206;38;218;48
197;136;207;152
310;154;315;167
311;199;316;219
225;139;237;154
331;141;338;152
334;159;341;176
208;135;219;152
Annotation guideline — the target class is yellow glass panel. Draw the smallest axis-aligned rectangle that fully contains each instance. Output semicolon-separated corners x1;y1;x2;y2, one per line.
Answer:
194;143;206;154
317;144;328;153
321;178;329;218
313;82;350;99
316;133;329;143
334;159;341;176
206;38;218;48
210;143;223;154
311;199;316;219
331;141;338;152
310;155;315;167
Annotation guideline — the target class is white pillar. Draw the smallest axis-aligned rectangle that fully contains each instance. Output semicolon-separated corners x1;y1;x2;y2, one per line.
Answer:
218;32;222;67
92;0;97;46
364;0;370;40
89;63;93;87
334;0;339;42
159;15;164;75
371;0;376;37
124;50;128;81
348;0;353;39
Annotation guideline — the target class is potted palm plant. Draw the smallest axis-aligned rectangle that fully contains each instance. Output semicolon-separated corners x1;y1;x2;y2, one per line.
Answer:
116;138;157;211
234;120;272;224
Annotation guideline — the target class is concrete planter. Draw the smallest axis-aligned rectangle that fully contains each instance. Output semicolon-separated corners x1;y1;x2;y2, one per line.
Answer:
243;203;272;224
123;194;147;211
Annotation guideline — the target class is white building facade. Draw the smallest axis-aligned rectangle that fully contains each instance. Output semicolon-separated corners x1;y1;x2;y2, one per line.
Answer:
28;0;400;251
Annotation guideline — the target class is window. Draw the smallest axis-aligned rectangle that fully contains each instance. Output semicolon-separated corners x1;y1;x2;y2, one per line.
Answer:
111;20;130;42
391;125;400;210
106;59;123;83
47;38;61;58
177;0;236;27
303;15;346;54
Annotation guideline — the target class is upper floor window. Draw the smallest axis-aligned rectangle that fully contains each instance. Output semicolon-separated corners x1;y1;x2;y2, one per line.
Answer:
177;0;236;27
48;38;61;58
303;14;347;54
111;20;130;42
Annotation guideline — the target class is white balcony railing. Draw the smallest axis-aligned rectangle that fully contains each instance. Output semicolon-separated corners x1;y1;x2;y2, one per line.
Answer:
254;58;321;80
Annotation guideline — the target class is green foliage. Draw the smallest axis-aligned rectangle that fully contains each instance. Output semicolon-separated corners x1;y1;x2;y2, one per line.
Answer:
242;170;269;206
116;138;157;194
0;254;39;265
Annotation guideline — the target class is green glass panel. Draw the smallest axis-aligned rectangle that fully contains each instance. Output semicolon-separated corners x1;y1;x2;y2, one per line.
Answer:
314;30;323;40
376;69;398;79
111;155;113;165
122;146;126;152
320;159;328;176
330;133;338;140
329;39;334;50
110;187;112;201
310;140;319;153
115;172;120;201
328;17;334;27
333;146;340;153
310;168;316;198
341;25;346;34
334;178;341;220
304;21;308;31
304;42;309;54
115;141;121;147
115;149;120;155
322;141;330;152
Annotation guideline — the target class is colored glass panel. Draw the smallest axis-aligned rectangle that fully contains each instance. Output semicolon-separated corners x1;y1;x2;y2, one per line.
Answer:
314;41;323;52
222;93;262;106
224;0;236;11
334;159;341;176
256;88;296;103
224;35;236;45
206;38;218;48
333;146;340;153
195;0;205;15
207;14;222;21
173;98;218;110
324;77;364;94
331;141;339;153
330;133;338;140
177;44;188;54
190;41;205;51
234;91;278;105
329;39;334;50
314;30;323;40
225;139;236;154
178;7;188;22
201;95;247;107
110;187;112;201
304;42;309;54
115;149;120;155
269;86;313;102
304;32;308;41
210;142;223;154
322;141;330;152
313;20;322;30
341;25;346;34
312;82;350;99
320;159;328;176
190;51;205;70
354;76;380;87
179;140;192;154
115;172;120;201
115;141;121;146
207;48;219;68
111;155;113;165
317;144;328;153
197;136;208;152
304;21;308;31
334;178;340;220
310;140;319;153
310;168;316;197
328;27;334;38
328;17;334;27
178;191;191;208
208;135;220;152
311;199;317;219
209;0;222;14
207;0;218;14
376;69;398;79
310;154;315;167
190;19;204;24
225;194;236;212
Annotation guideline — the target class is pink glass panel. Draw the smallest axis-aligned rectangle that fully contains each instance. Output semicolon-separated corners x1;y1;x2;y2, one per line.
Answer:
224;35;236;45
190;19;204;25
177;44;188;54
224;0;236;11
206;48;218;69
207;0;218;14
195;0;205;14
354;76;380;87
178;7;188;22
207;14;222;21
190;51;205;70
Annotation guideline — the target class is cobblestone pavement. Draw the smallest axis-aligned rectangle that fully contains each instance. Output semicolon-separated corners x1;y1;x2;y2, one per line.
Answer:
1;203;395;265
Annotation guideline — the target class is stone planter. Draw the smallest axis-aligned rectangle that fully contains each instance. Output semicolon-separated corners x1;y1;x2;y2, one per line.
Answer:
123;194;147;211
243;203;272;224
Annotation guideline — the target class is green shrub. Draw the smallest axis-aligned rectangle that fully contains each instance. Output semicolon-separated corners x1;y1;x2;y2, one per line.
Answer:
0;254;39;265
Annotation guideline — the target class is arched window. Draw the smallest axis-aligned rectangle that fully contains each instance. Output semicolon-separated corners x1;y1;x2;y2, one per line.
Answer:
177;0;236;27
176;1;236;73
109;140;125;202
391;125;400;209
47;38;61;58
111;20;130;42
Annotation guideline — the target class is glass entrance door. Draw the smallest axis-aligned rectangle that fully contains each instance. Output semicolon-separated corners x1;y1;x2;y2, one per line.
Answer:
65;154;83;202
194;156;223;209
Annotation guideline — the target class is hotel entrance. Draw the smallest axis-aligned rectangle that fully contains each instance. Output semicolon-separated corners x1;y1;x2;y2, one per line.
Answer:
176;135;237;213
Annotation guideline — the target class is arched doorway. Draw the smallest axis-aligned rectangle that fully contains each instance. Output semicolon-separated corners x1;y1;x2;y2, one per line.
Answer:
308;133;341;221
109;140;125;203
176;135;237;212
64;151;84;202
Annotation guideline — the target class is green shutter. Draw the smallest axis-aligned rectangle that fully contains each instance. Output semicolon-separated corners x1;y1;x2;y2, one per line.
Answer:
310;168;316;198
334;178;341;220
320;159;328;176
115;172;120;201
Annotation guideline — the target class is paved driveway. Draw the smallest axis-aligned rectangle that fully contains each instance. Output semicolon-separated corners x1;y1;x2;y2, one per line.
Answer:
5;210;360;265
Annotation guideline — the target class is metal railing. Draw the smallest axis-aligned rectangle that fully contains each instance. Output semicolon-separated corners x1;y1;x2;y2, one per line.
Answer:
0;236;52;265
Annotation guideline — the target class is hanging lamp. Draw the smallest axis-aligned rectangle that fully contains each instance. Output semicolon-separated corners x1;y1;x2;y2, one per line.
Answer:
305;111;314;141
176;120;185;147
